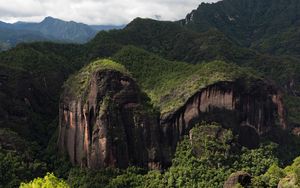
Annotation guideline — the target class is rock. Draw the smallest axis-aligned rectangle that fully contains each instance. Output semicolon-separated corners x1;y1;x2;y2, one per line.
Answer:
58;68;163;169
223;171;251;188
58;60;288;169
160;80;287;155
292;127;300;136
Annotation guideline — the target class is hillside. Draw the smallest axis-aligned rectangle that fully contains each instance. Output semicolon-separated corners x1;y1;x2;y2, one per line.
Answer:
87;17;300;126
88;18;298;88
112;46;261;115
0;0;300;187
180;0;300;55
0;42;87;144
178;0;300;126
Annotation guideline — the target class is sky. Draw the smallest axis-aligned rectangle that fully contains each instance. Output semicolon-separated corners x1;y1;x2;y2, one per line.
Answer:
0;0;219;25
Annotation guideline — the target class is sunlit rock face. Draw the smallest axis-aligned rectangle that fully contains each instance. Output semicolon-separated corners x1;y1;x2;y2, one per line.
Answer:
160;80;287;157
58;69;286;169
58;70;162;169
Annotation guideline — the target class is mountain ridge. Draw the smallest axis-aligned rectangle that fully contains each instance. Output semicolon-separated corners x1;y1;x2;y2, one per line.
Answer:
0;16;125;50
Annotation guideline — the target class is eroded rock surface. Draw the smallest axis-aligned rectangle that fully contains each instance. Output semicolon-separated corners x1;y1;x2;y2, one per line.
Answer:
58;69;287;169
161;80;287;154
58;70;162;169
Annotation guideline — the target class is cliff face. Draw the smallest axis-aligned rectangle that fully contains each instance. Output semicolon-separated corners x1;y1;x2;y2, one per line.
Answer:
58;70;162;169
161;80;286;154
58;62;287;169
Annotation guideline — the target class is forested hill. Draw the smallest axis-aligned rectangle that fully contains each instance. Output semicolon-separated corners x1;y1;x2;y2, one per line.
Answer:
0;0;300;187
88;17;300;125
180;0;300;56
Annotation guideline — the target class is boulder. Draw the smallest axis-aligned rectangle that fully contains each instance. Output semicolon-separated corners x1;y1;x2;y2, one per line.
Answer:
223;171;251;188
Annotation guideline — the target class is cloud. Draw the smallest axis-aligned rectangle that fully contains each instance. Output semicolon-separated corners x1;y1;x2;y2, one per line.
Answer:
0;0;220;25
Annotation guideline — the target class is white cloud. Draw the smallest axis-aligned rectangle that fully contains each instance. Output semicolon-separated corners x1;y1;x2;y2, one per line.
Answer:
0;0;220;25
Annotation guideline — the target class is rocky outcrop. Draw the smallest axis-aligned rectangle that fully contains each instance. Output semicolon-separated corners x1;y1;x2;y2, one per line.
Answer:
223;171;251;188
58;66;287;169
160;80;287;154
58;69;162;169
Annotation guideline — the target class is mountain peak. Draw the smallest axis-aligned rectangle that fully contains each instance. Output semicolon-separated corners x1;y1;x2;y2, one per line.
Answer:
41;16;62;23
43;16;56;20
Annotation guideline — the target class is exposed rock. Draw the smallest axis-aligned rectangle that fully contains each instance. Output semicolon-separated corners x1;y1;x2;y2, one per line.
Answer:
58;61;287;169
58;69;162;169
223;171;251;188
292;127;300;136
160;80;287;154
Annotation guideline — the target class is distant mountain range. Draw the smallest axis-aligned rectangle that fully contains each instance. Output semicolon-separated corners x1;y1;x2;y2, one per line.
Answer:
0;16;125;50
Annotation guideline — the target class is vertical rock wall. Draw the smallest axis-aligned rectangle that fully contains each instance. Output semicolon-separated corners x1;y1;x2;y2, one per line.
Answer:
58;70;162;169
58;71;287;169
160;81;287;156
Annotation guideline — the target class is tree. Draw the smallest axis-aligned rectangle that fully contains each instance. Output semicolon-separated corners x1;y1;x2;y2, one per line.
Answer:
20;173;69;188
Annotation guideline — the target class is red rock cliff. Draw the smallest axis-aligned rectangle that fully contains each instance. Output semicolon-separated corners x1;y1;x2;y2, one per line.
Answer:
58;70;287;169
58;70;162;169
160;80;287;160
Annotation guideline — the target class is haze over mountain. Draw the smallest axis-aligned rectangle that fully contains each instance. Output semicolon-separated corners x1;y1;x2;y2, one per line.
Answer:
0;0;300;187
0;16;125;51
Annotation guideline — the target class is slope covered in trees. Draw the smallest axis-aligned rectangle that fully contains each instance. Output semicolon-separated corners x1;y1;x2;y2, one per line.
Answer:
180;0;300;55
0;0;300;187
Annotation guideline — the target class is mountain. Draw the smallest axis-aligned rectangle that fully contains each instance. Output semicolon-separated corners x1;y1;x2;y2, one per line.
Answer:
180;0;300;56
0;17;125;50
178;0;300;125
13;17;96;43
58;47;286;169
1;0;300;187
87;18;300;99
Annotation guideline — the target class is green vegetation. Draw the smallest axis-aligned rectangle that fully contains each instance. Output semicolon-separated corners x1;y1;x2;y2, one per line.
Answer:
0;129;47;187
20;173;69;188
113;46;260;114
180;0;300;56
0;0;299;187
63;47;259;114
89;18;255;64
36;122;294;188
179;0;300;125
0;127;72;188
253;156;300;187
12;122;300;188
285;95;300;124
63;59;130;98
87;17;300;123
